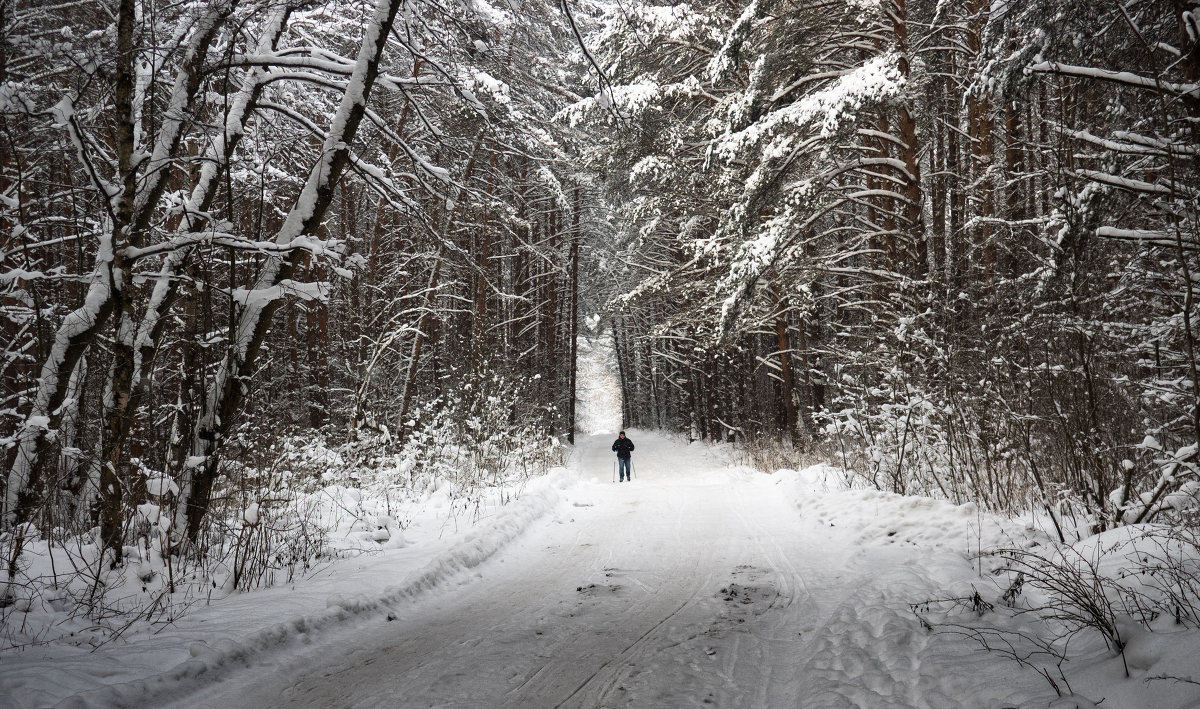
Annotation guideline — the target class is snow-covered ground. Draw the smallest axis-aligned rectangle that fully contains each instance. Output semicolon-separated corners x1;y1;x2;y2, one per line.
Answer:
2;336;1198;708
164;431;1043;709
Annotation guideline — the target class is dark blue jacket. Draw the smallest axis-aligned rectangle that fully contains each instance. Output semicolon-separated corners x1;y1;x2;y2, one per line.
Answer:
612;436;635;459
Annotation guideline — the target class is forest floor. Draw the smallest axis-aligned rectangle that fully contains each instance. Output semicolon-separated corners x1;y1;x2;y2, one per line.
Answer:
5;428;1198;708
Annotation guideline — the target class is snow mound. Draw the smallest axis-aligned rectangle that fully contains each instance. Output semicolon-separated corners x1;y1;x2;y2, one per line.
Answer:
790;484;994;550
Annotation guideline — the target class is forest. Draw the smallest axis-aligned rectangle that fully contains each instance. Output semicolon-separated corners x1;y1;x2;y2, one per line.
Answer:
2;0;1199;626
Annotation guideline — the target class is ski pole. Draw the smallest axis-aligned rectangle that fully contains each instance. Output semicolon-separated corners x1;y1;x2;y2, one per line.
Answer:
612;458;616;483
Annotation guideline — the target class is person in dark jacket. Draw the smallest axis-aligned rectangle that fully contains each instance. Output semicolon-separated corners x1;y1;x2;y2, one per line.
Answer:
612;431;635;482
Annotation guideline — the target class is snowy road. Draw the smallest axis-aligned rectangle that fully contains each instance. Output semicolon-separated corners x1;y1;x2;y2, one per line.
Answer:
168;432;1034;709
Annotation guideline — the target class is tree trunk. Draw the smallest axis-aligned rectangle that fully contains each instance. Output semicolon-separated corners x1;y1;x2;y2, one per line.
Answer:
891;0;924;277
612;321;631;429
771;285;799;442
567;187;581;444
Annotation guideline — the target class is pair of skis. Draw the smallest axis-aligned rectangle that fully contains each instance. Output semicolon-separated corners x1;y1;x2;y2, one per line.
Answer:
612;458;635;483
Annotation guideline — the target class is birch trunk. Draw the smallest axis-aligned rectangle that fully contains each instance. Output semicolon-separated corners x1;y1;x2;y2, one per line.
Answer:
94;0;239;566
175;0;405;543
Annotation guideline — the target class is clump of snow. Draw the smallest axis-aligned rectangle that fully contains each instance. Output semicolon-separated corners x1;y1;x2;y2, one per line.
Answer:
555;82;661;127
146;472;179;497
718;53;905;159
136;502;162;526
468;71;510;105
231;279;328;307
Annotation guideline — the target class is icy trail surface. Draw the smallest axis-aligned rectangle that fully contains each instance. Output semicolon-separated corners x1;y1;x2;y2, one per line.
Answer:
159;432;1036;709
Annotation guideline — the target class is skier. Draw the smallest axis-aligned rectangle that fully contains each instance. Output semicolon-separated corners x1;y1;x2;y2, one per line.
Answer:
612;431;635;482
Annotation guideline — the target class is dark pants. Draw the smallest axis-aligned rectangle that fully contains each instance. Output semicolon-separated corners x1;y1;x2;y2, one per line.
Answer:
618;457;631;481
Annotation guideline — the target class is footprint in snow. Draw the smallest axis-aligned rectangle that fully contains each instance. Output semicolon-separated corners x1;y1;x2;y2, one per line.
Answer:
576;583;624;596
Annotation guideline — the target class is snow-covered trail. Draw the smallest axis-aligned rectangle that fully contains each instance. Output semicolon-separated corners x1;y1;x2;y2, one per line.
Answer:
167;431;1029;709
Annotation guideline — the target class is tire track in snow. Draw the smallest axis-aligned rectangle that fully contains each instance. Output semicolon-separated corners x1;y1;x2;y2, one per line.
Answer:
550;590;700;709
526;473;719;708
720;484;813;707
